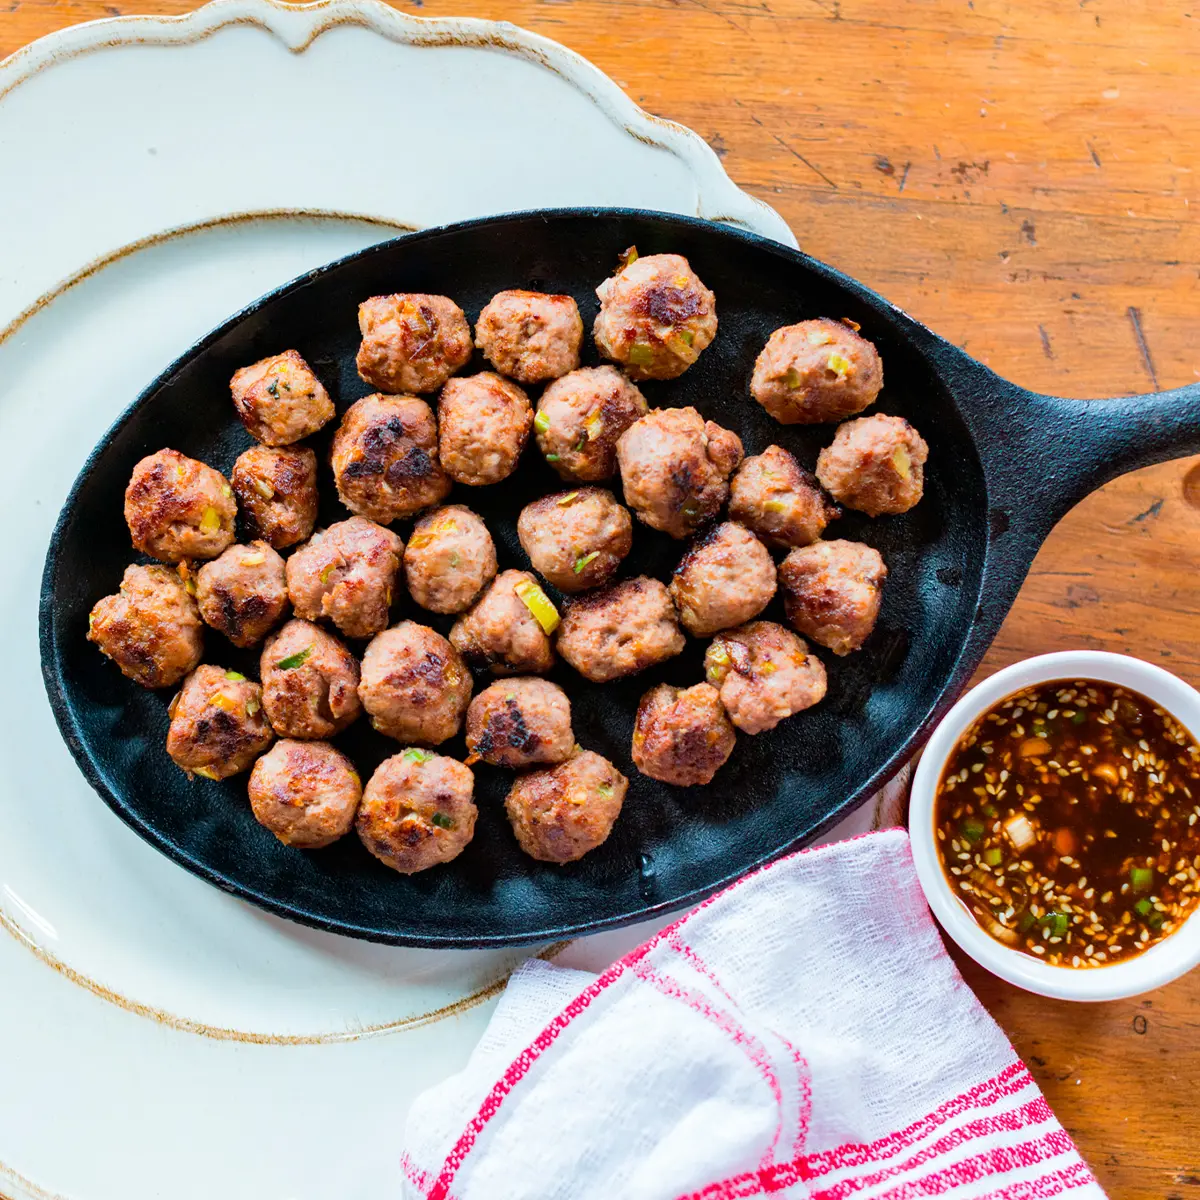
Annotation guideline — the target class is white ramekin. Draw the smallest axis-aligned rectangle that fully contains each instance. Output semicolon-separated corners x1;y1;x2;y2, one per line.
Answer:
909;651;1200;1001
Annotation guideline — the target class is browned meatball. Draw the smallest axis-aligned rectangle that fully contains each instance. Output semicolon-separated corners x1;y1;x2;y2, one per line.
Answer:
705;621;827;735
728;445;841;550
195;541;289;648
230;445;319;550
505;750;627;864
466;678;574;768
616;408;743;539
359;622;472;745
331;394;451;524
668;522;776;637
815;414;929;516
166;664;273;780
632;682;736;787
778;540;887;656
534;366;648;482
356;293;472;394
261;619;362;739
475;290;583;384
751;319;883;425
286;517;403;641
437;372;533;487
229;350;335;446
593;252;718;381
449;570;557;676
556;576;684;683
404;505;497;615
357;750;477;874
88;564;203;688
517;488;632;593
124;449;236;563
248;740;362;849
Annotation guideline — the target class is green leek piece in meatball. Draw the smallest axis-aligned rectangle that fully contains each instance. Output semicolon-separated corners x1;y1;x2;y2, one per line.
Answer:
166;664;273;780
124;448;237;563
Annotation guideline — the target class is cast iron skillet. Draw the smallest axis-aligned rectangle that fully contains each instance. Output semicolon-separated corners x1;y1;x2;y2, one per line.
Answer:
40;209;1200;948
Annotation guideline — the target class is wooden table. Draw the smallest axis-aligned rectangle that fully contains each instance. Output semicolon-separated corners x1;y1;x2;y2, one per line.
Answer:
5;0;1199;1192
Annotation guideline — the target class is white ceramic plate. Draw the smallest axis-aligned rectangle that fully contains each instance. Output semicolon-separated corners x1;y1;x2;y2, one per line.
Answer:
0;6;887;1196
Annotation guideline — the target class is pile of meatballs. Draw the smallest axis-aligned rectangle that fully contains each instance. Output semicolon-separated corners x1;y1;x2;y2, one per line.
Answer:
87;247;928;876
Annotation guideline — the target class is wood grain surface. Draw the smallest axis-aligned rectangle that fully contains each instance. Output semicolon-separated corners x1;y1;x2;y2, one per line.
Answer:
3;0;1199;1193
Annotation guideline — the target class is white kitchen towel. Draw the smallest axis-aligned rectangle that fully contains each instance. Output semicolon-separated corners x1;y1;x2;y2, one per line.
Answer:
400;829;1104;1200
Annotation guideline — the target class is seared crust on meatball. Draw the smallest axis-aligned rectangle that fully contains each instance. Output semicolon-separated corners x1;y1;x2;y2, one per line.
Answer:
248;739;362;849
261;619;362;739
357;751;477;874
816;414;929;516
616;408;743;539
751;318;883;425
475;290;583;384
195;541;288;648
166;665;273;780
124;449;236;563
729;445;841;549
231;445;318;550
778;540;887;656
535;366;648;482
466;678;574;768
449;570;556;676
229;349;335;446
593;252;717;381
356;293;472;394
632;682;735;787
404;505;498;614
437;372;533;487
286;517;403;641
556;576;684;683
88;563;203;688
517;488;632;593
505;750;627;864
359;622;471;745
705;621;827;734
669;522;776;637
331;394;450;523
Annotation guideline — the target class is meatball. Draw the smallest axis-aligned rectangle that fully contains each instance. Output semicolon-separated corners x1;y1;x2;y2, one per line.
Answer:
229;349;335;446
728;445;841;550
777;540;887;656
534;366;648;482
261;619;362;739
195;541;289;649
166;664;273;780
404;505;497;615
632;682;736;787
286;517;403;641
505;750;627;864
449;570;557;676
88;563;203;688
556;576;684;683
124;448;236;563
437;372;533;487
593;252;717;381
517;488;632;593
248;739;362;849
230;445;319;550
616;407;743;539
816;414;929;517
357;750;477;874
751;318;883;425
359;622;471;745
466;678;574;768
330;394;451;523
356;293;472;394
668;522;776;637
475;290;583;384
705;621;827;735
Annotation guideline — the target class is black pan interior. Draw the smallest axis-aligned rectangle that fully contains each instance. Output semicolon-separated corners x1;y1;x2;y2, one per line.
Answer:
41;210;988;946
